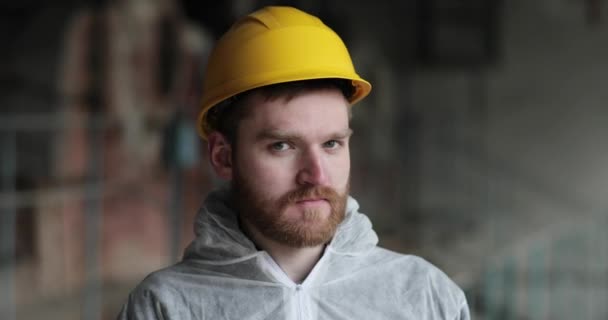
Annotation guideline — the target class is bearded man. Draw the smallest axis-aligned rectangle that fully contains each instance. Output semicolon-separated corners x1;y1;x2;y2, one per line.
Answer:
118;6;470;320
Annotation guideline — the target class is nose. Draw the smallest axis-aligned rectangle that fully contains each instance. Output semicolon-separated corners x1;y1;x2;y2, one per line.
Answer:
296;148;329;186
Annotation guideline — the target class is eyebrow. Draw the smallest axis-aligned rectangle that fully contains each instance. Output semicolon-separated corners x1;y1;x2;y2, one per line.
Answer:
255;128;353;142
330;128;354;140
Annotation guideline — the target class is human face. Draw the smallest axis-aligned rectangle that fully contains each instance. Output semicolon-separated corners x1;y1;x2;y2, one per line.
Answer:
231;89;352;248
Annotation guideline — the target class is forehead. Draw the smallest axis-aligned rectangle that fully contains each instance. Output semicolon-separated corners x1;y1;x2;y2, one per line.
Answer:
239;89;351;137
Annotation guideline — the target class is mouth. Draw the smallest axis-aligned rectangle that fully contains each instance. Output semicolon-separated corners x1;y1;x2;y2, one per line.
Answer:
294;198;329;207
296;197;327;203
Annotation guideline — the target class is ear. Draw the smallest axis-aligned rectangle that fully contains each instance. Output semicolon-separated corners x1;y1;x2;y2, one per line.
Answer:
207;132;233;180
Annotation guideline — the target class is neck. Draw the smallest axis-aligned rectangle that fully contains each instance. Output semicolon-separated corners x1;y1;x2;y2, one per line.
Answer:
241;219;325;284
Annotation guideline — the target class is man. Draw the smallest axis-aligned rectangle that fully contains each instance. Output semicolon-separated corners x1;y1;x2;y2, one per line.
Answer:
119;6;470;319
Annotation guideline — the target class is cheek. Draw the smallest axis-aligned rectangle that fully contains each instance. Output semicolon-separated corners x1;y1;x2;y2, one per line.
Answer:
330;152;351;188
236;152;297;187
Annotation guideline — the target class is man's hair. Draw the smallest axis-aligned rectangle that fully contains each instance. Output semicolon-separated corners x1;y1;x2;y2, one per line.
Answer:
205;78;355;144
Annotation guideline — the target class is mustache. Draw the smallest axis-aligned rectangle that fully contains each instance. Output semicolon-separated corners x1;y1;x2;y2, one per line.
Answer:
278;185;341;209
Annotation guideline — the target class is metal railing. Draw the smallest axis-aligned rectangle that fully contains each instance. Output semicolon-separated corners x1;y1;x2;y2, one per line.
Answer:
0;113;105;320
0;111;198;319
480;214;608;319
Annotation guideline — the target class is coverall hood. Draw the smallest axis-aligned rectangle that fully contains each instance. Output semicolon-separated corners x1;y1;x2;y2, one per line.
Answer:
118;189;470;319
183;188;379;263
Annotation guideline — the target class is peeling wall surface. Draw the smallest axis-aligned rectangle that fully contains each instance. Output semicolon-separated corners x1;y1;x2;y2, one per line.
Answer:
1;0;608;319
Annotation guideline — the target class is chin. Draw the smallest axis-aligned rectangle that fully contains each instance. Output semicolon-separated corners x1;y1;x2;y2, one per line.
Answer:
290;205;331;221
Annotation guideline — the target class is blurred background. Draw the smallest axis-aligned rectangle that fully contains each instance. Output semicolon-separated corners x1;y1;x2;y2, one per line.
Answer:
1;0;608;319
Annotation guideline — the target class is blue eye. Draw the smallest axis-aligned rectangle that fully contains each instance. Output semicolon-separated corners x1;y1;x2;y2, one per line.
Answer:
270;142;290;151
323;140;341;149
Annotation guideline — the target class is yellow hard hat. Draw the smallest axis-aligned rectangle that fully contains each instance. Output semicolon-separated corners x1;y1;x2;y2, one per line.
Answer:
196;6;372;139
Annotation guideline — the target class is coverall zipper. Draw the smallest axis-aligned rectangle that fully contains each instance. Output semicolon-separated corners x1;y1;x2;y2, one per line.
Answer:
261;253;307;319
296;284;304;320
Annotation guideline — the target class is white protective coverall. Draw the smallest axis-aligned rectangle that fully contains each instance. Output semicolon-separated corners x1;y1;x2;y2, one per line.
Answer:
118;189;470;319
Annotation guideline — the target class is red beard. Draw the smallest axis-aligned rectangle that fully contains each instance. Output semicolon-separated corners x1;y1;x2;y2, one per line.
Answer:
232;177;348;248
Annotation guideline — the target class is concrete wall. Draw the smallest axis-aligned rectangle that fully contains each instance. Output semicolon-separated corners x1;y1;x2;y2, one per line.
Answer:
400;1;608;318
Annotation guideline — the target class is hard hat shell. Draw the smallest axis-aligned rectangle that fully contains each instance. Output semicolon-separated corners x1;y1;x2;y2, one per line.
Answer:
196;6;372;139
